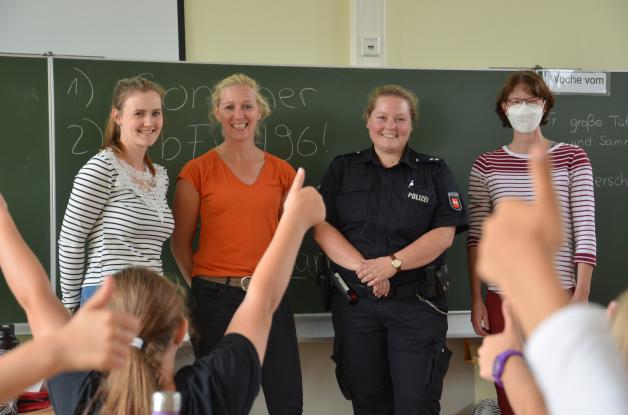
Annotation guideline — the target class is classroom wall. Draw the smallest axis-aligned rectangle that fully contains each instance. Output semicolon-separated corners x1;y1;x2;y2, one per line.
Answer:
185;0;628;70
386;0;628;70
184;0;351;66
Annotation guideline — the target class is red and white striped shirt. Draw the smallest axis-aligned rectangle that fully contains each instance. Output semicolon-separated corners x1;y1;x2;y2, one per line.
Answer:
467;143;596;291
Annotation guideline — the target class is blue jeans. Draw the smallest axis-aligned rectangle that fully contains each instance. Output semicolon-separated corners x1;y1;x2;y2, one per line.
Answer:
79;285;100;305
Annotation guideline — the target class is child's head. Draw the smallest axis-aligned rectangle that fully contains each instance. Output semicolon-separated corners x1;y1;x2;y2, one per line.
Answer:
98;267;188;415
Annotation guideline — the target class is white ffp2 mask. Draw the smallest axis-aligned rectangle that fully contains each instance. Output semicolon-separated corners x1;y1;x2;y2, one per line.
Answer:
506;103;544;133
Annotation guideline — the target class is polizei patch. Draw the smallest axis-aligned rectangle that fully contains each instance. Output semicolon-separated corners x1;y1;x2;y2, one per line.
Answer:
407;192;429;203
448;192;462;211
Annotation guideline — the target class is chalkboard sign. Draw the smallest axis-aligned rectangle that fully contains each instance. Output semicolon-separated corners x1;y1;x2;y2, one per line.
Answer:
51;58;627;313
0;56;50;323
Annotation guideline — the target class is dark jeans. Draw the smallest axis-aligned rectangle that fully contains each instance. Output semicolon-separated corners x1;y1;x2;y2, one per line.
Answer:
331;292;451;415
189;278;303;415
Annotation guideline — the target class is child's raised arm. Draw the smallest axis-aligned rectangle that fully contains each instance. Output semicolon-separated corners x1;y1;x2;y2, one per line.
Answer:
0;195;139;400
226;168;325;360
0;278;138;401
0;194;68;337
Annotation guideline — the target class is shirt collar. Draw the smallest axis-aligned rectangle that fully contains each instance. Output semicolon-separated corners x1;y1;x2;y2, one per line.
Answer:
355;146;419;169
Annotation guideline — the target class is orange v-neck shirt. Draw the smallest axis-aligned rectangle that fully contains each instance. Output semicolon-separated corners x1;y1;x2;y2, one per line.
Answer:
179;150;296;277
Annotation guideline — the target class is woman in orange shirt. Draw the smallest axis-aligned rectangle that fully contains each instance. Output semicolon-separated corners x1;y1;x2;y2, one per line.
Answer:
171;73;302;414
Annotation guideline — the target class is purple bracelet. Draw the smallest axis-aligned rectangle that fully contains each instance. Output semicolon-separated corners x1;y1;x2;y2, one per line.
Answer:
492;349;524;388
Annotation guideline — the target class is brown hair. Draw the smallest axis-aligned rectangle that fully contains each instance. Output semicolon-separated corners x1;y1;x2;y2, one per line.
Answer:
209;73;272;136
495;70;555;128
96;267;188;415
363;85;419;124
102;77;166;176
610;289;628;368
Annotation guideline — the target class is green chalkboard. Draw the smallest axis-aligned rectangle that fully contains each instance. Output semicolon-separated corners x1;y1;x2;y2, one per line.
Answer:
0;56;50;323
52;58;627;313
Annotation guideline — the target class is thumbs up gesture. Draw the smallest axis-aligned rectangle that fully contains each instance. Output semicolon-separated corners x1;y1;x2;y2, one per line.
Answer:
477;143;570;336
53;278;140;371
477;143;563;286
283;168;325;230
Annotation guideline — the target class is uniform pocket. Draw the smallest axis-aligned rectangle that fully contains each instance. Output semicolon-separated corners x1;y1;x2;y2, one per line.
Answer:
336;183;371;225
423;340;452;401
393;187;436;233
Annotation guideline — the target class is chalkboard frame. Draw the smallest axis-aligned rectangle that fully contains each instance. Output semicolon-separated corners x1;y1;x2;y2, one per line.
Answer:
2;53;627;324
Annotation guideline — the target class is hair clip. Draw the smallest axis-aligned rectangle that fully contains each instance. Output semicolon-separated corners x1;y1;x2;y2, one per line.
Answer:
130;337;144;350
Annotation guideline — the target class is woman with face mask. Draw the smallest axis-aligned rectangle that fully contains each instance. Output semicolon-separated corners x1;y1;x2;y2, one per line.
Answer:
466;70;597;415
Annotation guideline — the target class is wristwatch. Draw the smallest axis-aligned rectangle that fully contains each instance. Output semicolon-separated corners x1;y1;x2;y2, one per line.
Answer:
492;349;524;388
390;254;402;273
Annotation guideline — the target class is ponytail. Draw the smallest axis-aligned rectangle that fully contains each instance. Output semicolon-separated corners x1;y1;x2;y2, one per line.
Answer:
96;268;188;414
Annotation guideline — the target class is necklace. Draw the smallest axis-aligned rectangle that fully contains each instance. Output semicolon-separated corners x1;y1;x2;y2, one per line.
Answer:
118;157;155;191
105;149;168;221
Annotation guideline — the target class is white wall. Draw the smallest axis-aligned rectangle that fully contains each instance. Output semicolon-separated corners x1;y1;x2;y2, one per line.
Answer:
0;0;179;60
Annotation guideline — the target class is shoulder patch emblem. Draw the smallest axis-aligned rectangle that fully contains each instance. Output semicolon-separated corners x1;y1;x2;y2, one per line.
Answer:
448;192;462;211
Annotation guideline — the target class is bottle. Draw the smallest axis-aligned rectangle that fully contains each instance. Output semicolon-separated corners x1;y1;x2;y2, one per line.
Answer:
0;324;19;415
152;391;181;415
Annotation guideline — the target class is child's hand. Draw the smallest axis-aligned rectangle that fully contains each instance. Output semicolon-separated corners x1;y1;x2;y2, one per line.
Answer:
55;278;139;371
477;144;563;286
283;168;325;229
477;300;524;381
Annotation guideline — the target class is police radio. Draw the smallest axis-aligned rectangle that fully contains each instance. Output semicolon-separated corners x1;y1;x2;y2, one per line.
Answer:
332;273;358;304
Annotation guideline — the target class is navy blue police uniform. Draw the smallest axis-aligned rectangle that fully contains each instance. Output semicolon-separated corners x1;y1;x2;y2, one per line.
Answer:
319;146;468;415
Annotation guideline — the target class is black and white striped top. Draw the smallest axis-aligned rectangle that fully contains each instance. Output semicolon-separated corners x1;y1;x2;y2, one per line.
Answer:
58;149;174;308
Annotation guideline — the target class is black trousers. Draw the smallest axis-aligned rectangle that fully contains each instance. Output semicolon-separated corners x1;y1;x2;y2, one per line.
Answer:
189;278;303;415
331;292;451;415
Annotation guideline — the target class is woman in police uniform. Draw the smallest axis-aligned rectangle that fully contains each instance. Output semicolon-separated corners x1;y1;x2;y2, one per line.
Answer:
314;85;468;415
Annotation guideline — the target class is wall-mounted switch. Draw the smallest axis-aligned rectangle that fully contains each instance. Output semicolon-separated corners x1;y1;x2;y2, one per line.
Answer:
361;37;380;57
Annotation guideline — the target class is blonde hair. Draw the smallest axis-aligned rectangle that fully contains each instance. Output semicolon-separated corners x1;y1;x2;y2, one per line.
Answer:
102;77;166;176
96;267;188;415
610;289;628;367
363;84;419;124
209;73;271;136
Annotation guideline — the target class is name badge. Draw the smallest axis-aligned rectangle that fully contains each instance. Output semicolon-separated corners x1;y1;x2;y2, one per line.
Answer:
407;192;429;204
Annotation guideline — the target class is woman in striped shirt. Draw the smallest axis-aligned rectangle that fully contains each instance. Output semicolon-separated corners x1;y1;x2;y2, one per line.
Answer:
467;70;596;415
58;77;174;310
